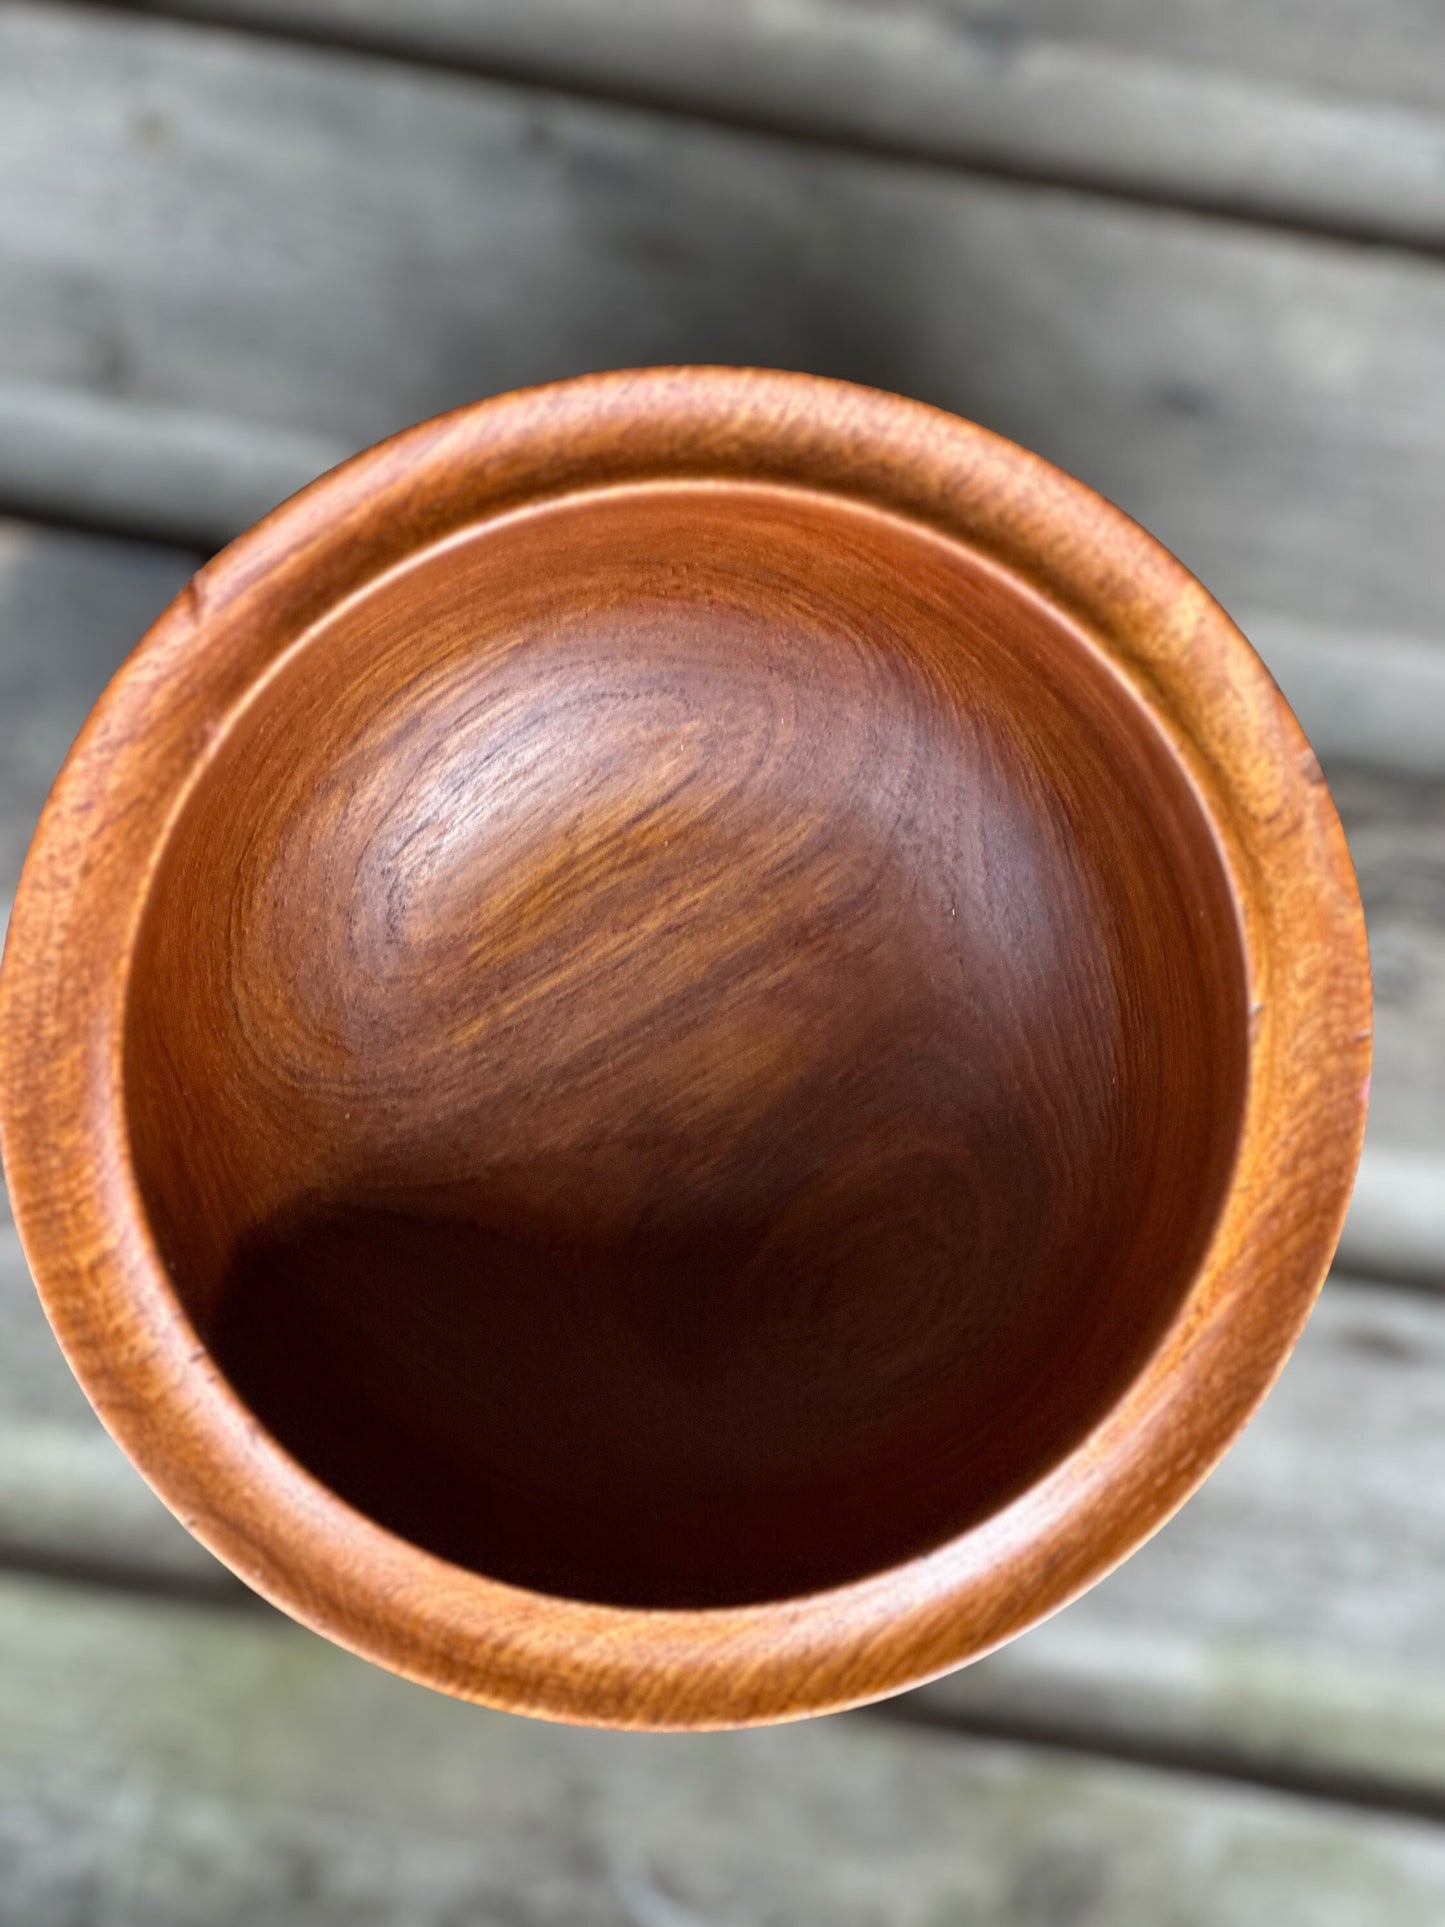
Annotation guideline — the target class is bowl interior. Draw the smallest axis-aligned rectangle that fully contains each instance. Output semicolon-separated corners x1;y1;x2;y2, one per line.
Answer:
124;482;1247;1609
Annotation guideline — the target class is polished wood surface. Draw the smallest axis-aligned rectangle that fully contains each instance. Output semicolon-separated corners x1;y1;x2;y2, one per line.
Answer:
128;485;1245;1609
0;520;1436;1793
0;369;1369;1725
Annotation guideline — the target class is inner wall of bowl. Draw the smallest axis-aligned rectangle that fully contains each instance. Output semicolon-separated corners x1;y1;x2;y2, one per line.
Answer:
123;483;1248;1609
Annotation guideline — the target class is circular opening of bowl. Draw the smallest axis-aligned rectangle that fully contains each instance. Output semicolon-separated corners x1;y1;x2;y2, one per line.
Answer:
123;480;1248;1610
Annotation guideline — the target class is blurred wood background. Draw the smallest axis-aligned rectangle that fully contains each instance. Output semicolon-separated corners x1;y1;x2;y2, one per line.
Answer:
1;2;1444;1919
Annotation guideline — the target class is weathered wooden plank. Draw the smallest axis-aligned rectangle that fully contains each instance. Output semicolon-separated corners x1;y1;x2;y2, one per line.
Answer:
954;0;1445;116
2;1570;1445;1925
115;0;1445;118
1242;617;1445;785
1339;1154;1445;1292
0;520;195;925
0;378;347;550
145;0;1445;249
1332;765;1445;1286
6;5;1445;638
0;1397;231;1590
1326;768;1445;1160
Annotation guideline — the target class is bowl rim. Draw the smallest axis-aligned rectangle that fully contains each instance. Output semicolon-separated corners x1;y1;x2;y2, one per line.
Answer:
0;367;1371;1729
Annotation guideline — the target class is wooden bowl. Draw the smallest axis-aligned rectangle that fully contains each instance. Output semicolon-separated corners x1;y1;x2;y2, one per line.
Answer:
0;369;1369;1728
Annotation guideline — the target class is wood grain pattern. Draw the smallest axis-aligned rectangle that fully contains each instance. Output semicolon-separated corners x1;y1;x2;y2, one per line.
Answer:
0;370;1368;1725
6;4;1445;636
126;483;1245;1611
9;1572;1445;1927
0;515;1430;1770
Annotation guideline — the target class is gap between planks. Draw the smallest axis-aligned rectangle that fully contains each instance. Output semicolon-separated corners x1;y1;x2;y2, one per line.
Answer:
870;1697;1445;1833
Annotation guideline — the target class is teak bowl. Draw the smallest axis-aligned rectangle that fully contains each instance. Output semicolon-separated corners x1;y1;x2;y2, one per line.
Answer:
0;369;1369;1728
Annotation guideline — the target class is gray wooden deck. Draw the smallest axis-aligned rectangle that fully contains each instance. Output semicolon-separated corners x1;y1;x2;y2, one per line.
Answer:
1;3;1443;1918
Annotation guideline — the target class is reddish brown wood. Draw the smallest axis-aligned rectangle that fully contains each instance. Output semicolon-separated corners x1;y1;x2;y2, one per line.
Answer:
0;369;1370;1727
